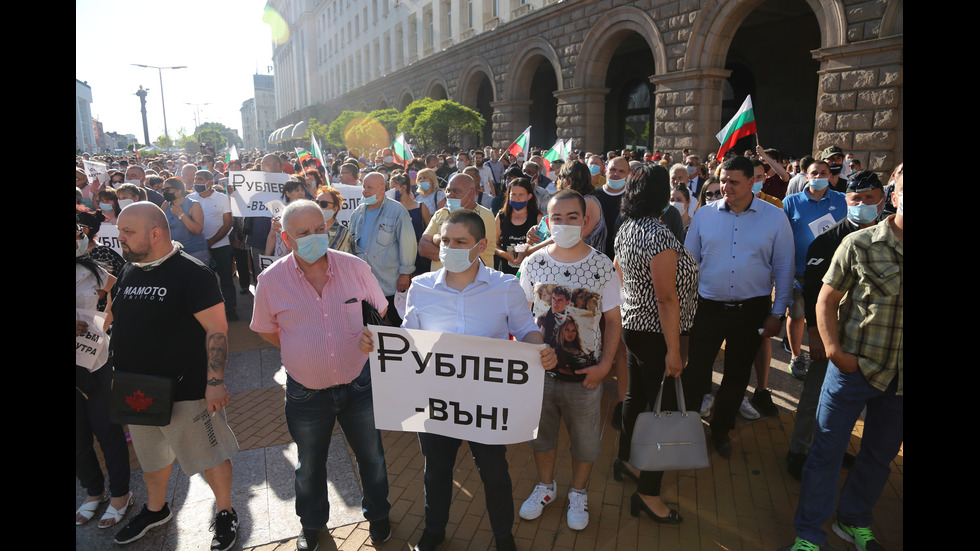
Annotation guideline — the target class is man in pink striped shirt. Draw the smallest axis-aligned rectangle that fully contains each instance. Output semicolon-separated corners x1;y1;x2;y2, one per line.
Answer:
250;199;392;551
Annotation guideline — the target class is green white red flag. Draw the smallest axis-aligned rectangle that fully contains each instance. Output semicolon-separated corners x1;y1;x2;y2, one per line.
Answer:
715;95;756;161
541;138;566;175
224;145;239;165
392;133;414;166
506;126;531;159
295;147;312;163
311;136;326;167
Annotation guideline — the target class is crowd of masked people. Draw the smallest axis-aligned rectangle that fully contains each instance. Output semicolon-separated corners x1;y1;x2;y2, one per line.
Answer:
76;141;902;551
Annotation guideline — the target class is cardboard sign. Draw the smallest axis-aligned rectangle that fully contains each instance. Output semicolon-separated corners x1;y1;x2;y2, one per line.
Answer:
368;325;545;445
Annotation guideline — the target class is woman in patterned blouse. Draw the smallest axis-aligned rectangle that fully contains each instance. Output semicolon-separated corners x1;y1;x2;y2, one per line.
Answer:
612;163;700;525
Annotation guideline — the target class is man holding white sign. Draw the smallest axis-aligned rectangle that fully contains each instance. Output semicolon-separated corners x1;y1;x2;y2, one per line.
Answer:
361;209;557;551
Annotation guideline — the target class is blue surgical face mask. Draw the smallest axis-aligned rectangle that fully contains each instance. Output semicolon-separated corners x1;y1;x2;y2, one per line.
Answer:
446;198;462;212
846;201;881;225
752;181;764;194
439;242;480;273
589;164;601;176
361;194;379;206
99;202;114;212
606;178;626;191
418;180;431;191
292;233;331;263
809;178;830;191
509;200;527;211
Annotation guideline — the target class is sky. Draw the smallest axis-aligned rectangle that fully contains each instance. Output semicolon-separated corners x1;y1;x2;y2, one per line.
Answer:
76;0;275;145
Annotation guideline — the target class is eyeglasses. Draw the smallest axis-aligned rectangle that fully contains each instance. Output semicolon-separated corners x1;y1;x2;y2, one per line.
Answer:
704;190;723;199
317;200;334;209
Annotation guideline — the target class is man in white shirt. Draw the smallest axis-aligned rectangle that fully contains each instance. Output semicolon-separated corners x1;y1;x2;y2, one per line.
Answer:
188;170;237;321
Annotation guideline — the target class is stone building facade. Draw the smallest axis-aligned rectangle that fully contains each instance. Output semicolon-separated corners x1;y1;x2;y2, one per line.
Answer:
271;0;902;171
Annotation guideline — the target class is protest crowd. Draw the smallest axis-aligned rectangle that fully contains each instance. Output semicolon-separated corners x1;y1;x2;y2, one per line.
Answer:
76;136;902;551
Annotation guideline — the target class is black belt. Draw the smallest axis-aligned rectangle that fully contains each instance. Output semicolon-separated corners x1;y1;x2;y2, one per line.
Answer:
699;295;769;311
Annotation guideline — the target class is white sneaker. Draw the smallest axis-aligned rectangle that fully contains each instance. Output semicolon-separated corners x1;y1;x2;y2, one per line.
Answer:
519;481;557;520
699;394;714;418
739;397;760;420
566;490;589;530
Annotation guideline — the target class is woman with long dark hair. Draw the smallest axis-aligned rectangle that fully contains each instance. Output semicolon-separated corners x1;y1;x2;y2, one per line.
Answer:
613;163;699;525
494;177;542;274
76;217;132;528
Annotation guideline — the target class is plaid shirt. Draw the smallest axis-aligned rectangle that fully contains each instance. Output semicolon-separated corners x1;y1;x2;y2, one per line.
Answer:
823;216;903;394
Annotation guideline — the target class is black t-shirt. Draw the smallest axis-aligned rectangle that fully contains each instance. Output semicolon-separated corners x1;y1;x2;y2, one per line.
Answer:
111;251;224;401
594;187;624;260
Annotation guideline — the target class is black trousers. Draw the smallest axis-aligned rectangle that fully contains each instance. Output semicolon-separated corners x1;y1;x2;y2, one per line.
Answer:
685;295;770;436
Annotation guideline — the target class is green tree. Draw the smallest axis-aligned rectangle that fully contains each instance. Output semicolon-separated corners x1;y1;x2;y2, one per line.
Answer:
155;134;175;150
194;122;233;151
411;100;485;151
397;98;436;140
326;110;368;149
306;118;330;144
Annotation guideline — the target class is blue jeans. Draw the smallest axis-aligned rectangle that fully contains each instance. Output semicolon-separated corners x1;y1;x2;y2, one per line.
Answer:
418;433;513;539
794;361;903;543
284;363;390;530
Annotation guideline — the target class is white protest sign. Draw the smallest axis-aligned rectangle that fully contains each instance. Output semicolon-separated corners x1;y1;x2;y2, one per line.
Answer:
227;171;291;217
83;160;109;188
76;309;108;371
95;224;122;258
259;254;279;271
368;325;545;445
331;183;364;227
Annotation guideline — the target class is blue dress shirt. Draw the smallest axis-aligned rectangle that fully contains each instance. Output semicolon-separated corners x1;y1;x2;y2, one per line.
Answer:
684;197;795;315
402;265;539;341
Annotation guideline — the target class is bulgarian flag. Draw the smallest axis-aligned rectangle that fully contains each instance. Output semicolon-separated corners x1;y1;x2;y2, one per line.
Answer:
224;145;239;165
391;133;414;166
715;95;756;161
311;136;326;167
506;126;531;159
541;138;566;176
295;147;312;164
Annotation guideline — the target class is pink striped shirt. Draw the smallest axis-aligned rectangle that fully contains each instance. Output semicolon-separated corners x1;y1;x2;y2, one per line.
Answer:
250;249;387;389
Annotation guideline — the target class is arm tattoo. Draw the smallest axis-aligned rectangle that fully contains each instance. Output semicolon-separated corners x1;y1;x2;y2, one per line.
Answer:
206;332;228;375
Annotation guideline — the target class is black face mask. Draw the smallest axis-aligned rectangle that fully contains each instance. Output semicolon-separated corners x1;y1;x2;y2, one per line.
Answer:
163;190;178;202
828;164;843;176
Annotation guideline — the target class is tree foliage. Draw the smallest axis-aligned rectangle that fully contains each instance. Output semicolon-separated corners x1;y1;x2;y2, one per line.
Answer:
397;98;437;139
306;118;330;144
411;100;485;151
326;110;368;149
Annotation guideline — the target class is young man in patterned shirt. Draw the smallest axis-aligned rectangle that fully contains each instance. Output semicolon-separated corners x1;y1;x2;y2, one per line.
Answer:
517;189;622;531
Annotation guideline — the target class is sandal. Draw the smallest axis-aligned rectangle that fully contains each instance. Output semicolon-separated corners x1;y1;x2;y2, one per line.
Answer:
98;493;134;529
76;493;107;525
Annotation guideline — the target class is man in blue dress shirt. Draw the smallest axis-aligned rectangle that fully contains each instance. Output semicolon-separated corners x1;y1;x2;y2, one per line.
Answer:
684;155;794;458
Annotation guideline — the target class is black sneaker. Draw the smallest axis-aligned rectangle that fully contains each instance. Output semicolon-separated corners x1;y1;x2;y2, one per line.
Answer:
210;508;239;551
114;503;173;545
751;389;779;417
369;517;392;545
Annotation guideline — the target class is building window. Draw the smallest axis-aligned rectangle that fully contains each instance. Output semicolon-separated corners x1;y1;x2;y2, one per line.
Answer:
423;6;433;47
444;0;452;38
467;0;473;29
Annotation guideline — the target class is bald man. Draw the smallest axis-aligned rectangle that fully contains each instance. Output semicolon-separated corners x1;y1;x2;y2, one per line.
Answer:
419;173;497;270
111;203;240;549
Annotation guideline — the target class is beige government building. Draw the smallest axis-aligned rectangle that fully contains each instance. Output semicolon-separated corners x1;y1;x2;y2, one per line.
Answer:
267;0;902;170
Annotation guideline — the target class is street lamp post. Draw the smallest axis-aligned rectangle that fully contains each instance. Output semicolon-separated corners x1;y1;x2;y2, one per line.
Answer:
132;64;186;151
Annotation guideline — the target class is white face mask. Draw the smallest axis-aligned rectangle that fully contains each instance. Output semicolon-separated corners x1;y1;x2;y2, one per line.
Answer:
439;242;480;273
117;198;135;210
550;224;583;248
671;201;686;215
322;209;336;222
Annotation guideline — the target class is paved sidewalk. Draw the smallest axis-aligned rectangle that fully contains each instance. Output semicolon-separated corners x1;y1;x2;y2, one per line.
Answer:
77;293;903;551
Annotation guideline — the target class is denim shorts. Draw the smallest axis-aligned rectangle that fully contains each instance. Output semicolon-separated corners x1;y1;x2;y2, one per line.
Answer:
529;375;602;462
